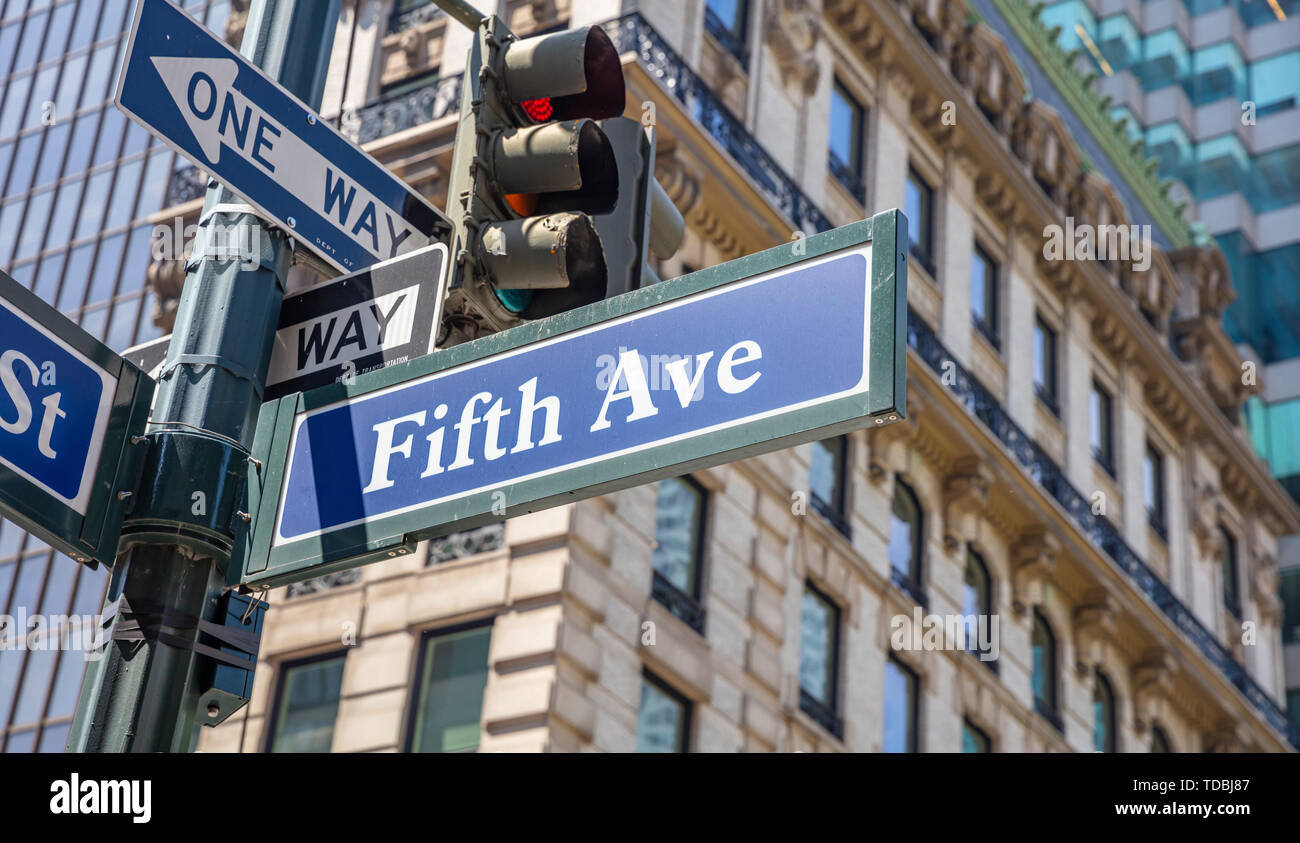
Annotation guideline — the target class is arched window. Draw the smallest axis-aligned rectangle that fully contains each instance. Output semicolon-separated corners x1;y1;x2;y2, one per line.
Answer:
1093;670;1117;752
1151;726;1172;753
963;549;994;663
889;479;924;601
1031;610;1059;728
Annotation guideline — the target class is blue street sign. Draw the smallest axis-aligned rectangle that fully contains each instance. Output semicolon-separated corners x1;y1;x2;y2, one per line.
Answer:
115;0;450;275
0;270;154;568
237;213;907;587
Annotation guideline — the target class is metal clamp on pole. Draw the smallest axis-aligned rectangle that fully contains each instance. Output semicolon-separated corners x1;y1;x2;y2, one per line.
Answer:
194;590;267;726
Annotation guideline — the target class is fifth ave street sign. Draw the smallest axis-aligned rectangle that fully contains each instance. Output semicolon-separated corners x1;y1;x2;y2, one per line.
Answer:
115;0;451;275
235;212;907;588
0;270;154;569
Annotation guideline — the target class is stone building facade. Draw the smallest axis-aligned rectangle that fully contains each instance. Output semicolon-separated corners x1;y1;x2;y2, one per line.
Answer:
171;0;1300;752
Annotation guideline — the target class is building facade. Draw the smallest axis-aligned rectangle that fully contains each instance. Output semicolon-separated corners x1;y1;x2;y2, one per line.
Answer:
0;0;234;753
181;0;1298;752
0;0;1296;753
1034;0;1300;746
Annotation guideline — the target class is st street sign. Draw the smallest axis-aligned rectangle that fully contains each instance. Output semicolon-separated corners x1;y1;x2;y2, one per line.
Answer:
115;0;450;275
0;270;154;568
266;243;448;400
235;211;906;588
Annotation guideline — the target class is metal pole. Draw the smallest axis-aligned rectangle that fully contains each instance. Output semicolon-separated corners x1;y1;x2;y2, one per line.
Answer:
68;0;342;753
429;0;486;30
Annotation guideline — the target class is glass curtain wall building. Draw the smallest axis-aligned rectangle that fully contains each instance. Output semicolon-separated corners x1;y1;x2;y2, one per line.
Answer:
1038;0;1300;499
0;0;233;752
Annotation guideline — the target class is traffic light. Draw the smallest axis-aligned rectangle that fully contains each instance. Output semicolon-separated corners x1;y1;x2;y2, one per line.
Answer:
592;117;685;295
443;17;682;334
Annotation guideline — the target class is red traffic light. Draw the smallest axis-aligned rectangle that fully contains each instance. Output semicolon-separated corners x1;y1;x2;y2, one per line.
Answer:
520;98;553;122
503;26;625;122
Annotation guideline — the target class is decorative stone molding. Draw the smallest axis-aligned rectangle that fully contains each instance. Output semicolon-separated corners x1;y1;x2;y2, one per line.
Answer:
909;0;963;60
398;26;425;68
1130;649;1176;734
226;0;250;47
1190;482;1225;559
1144;375;1193;436
764;0;822;96
975;170;1019;225
1072;590;1118;676
1168;245;1234;321
911;90;955;147
1204;718;1251;753
1091;309;1134;362
1010;527;1060;614
942;455;993;552
1249;549;1282;625
653;144;703;219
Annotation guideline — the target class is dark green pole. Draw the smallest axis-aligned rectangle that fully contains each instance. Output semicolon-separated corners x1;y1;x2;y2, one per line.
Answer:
68;0;342;753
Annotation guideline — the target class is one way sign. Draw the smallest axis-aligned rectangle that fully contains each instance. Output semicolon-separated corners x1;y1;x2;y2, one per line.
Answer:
115;0;450;274
265;243;448;399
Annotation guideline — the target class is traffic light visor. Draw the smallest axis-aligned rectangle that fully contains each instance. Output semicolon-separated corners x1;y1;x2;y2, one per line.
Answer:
503;26;625;121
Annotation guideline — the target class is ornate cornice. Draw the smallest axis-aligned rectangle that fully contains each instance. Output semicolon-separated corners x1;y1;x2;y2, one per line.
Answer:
1073;590;1118;675
1011;527;1060;614
1131;648;1176;733
764;0;823;96
942;455;993;552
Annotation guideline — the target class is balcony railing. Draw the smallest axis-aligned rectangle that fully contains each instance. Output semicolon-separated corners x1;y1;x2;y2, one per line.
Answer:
157;10;1296;750
388;0;445;34
603;14;831;237
651;570;706;634
799;688;844;739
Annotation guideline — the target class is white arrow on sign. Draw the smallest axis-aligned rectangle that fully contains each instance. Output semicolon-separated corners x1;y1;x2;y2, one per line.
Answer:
151;56;421;265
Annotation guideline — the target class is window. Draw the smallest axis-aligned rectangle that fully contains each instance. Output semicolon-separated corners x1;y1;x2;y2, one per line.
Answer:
1033;315;1058;413
1032;611;1061;730
904;168;935;275
962;719;992;753
963;549;995;667
704;0;749;65
1090;381;1115;475
888;479;924;605
1151;725;1172;753
971;243;999;348
380;68;438;100
799;582;842;737
636;673;690;752
810;436;850;536
1219;527;1240;618
1143;442;1166;538
266;654;346;753
883;656;919;752
1093;670;1116;752
651;475;707;633
407;623;491;753
828;80;865;202
1281;569;1300;645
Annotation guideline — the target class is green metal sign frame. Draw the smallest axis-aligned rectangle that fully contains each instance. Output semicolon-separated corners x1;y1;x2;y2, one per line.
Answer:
235;210;907;589
0;270;155;568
